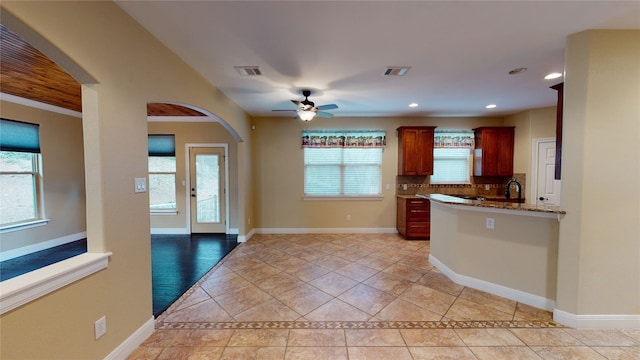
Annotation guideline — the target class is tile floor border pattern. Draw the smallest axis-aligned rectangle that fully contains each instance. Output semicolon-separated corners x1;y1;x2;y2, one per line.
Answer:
154;237;564;331
156;320;564;330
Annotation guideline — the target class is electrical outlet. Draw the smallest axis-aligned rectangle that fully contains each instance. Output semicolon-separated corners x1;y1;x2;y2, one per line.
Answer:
403;184;408;190
94;316;107;340
346;214;351;221
486;218;495;229
485;184;490;190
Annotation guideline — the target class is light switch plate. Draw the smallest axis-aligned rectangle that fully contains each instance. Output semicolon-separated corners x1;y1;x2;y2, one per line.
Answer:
134;178;146;193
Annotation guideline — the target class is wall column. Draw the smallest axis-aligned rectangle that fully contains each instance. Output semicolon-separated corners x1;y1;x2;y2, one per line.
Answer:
555;30;640;328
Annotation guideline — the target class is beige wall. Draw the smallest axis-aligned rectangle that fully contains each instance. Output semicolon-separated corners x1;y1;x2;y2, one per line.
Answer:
557;30;640;318
251;116;505;230
0;2;251;359
0;101;86;253
148;121;239;231
430;201;559;301
505;107;557;202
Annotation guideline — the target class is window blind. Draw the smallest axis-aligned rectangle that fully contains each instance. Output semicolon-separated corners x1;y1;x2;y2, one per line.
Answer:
302;128;385;198
304;147;382;197
0;118;41;153
148;134;175;156
431;130;474;184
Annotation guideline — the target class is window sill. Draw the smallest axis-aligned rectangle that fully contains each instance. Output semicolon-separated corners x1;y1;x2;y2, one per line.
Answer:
0;219;50;234
303;196;383;201
0;252;112;315
150;210;178;216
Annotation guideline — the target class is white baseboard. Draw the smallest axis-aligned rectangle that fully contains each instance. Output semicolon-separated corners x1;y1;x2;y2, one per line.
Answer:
554;309;640;329
150;228;189;235
254;227;397;235
104;316;155;360
238;228;256;243
428;254;555;312
0;232;87;261
228;228;239;235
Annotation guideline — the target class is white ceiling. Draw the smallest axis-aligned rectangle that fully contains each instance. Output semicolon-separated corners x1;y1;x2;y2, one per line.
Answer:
116;1;640;118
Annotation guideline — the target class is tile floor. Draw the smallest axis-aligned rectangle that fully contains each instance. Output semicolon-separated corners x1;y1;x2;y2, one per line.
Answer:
128;233;639;359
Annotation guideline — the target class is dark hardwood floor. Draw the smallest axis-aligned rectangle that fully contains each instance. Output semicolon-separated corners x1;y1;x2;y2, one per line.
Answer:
0;233;237;317
151;233;238;316
0;239;87;281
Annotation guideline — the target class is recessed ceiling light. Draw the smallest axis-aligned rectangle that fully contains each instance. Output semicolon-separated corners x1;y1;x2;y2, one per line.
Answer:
508;67;527;75
544;72;563;80
486;104;497;109
409;103;418;108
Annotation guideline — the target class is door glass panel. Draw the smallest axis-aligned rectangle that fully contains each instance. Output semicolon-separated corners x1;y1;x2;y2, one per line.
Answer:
195;154;220;223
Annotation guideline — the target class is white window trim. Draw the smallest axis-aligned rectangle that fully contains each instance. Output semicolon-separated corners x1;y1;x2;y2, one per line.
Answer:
148;157;177;213
150;209;178;216
0;152;46;227
0;218;50;233
303;195;383;201
0;252;112;315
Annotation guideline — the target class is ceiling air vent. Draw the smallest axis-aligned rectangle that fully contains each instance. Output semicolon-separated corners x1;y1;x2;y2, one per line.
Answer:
234;66;262;76
383;66;410;76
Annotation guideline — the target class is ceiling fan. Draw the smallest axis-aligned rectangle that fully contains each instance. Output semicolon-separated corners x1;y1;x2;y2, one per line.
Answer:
272;89;338;121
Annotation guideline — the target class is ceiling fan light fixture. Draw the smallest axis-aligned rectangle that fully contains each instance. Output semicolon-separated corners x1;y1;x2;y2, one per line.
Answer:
298;110;316;121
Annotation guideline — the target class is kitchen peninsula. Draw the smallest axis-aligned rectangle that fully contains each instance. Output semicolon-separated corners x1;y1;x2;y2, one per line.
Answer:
427;194;565;311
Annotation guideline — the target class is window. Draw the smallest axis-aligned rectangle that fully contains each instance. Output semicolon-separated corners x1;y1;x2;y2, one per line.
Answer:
430;130;474;184
302;130;385;198
148;135;176;211
0;119;43;228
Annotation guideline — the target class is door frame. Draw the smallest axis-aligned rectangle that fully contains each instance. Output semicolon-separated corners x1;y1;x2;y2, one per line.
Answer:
185;143;229;234
530;137;558;205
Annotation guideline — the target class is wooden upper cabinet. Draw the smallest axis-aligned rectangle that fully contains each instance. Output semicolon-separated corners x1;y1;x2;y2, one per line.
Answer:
397;126;436;175
473;127;515;177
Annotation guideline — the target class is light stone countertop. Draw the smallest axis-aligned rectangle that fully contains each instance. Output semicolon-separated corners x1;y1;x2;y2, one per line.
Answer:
425;193;566;216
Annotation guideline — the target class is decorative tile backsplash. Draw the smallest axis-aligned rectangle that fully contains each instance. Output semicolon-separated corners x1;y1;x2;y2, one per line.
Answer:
397;173;526;200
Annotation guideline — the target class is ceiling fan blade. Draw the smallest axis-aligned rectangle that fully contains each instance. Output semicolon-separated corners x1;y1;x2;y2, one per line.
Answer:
316;111;334;118
316;104;338;111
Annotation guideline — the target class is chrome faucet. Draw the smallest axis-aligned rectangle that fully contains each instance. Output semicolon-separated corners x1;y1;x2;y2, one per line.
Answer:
505;178;522;203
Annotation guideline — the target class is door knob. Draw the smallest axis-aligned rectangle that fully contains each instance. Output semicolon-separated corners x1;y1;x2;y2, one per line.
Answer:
191;194;196;197
539;197;548;201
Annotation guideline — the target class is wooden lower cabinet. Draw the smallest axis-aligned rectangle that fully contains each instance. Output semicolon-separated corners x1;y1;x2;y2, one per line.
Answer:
397;197;430;240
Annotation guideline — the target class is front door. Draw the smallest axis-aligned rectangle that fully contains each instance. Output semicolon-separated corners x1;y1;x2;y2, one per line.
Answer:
189;147;226;233
536;140;561;206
